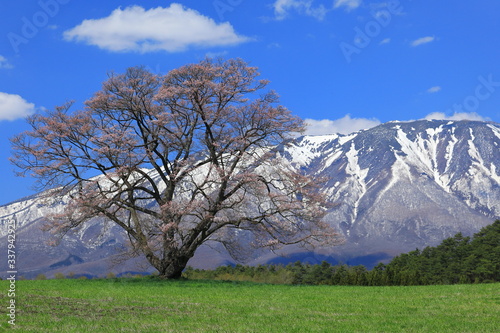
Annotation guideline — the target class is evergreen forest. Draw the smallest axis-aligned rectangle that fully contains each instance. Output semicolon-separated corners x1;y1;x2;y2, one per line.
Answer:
184;220;500;285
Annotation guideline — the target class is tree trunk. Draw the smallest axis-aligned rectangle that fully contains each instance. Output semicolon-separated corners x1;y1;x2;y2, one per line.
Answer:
156;254;193;279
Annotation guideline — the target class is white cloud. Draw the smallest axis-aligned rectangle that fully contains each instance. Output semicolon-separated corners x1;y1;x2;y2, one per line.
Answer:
305;115;381;135
427;86;441;93
273;0;328;20
0;55;13;69
0;92;36;121
379;38;391;45
64;4;250;53
303;112;488;135
411;36;436;47
333;0;362;11
424;112;489;121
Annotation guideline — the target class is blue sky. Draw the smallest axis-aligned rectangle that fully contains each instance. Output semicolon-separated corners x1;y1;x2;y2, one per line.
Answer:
1;0;500;205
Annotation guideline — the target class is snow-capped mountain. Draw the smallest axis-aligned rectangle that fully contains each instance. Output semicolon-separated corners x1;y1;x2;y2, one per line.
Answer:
284;120;498;254
1;119;499;278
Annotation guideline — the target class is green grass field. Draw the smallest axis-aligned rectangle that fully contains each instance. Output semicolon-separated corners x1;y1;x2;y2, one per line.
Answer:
1;278;499;332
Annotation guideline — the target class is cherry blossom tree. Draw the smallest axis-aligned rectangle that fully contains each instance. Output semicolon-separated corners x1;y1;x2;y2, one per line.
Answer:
11;58;339;278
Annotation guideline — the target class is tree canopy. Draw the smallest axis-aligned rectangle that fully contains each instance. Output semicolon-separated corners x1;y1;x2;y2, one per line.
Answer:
11;58;340;278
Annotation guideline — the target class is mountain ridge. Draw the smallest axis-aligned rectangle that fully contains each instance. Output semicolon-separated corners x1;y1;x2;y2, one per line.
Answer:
286;119;498;248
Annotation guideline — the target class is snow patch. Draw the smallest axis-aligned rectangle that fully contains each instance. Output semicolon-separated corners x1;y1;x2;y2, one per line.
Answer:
487;124;500;140
302;134;338;146
395;128;451;192
318;149;342;173
377;153;412;200
345;143;369;218
467;129;500;185
288;134;338;167
338;133;356;145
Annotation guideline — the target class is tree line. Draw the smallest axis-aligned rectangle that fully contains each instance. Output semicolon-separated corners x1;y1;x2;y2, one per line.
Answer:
183;220;500;285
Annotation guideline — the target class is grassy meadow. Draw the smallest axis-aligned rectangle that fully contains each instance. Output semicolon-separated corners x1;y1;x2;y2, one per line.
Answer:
1;278;499;332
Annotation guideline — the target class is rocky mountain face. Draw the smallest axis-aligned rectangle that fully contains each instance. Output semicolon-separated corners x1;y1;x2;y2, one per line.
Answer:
1;120;499;278
283;120;498;258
